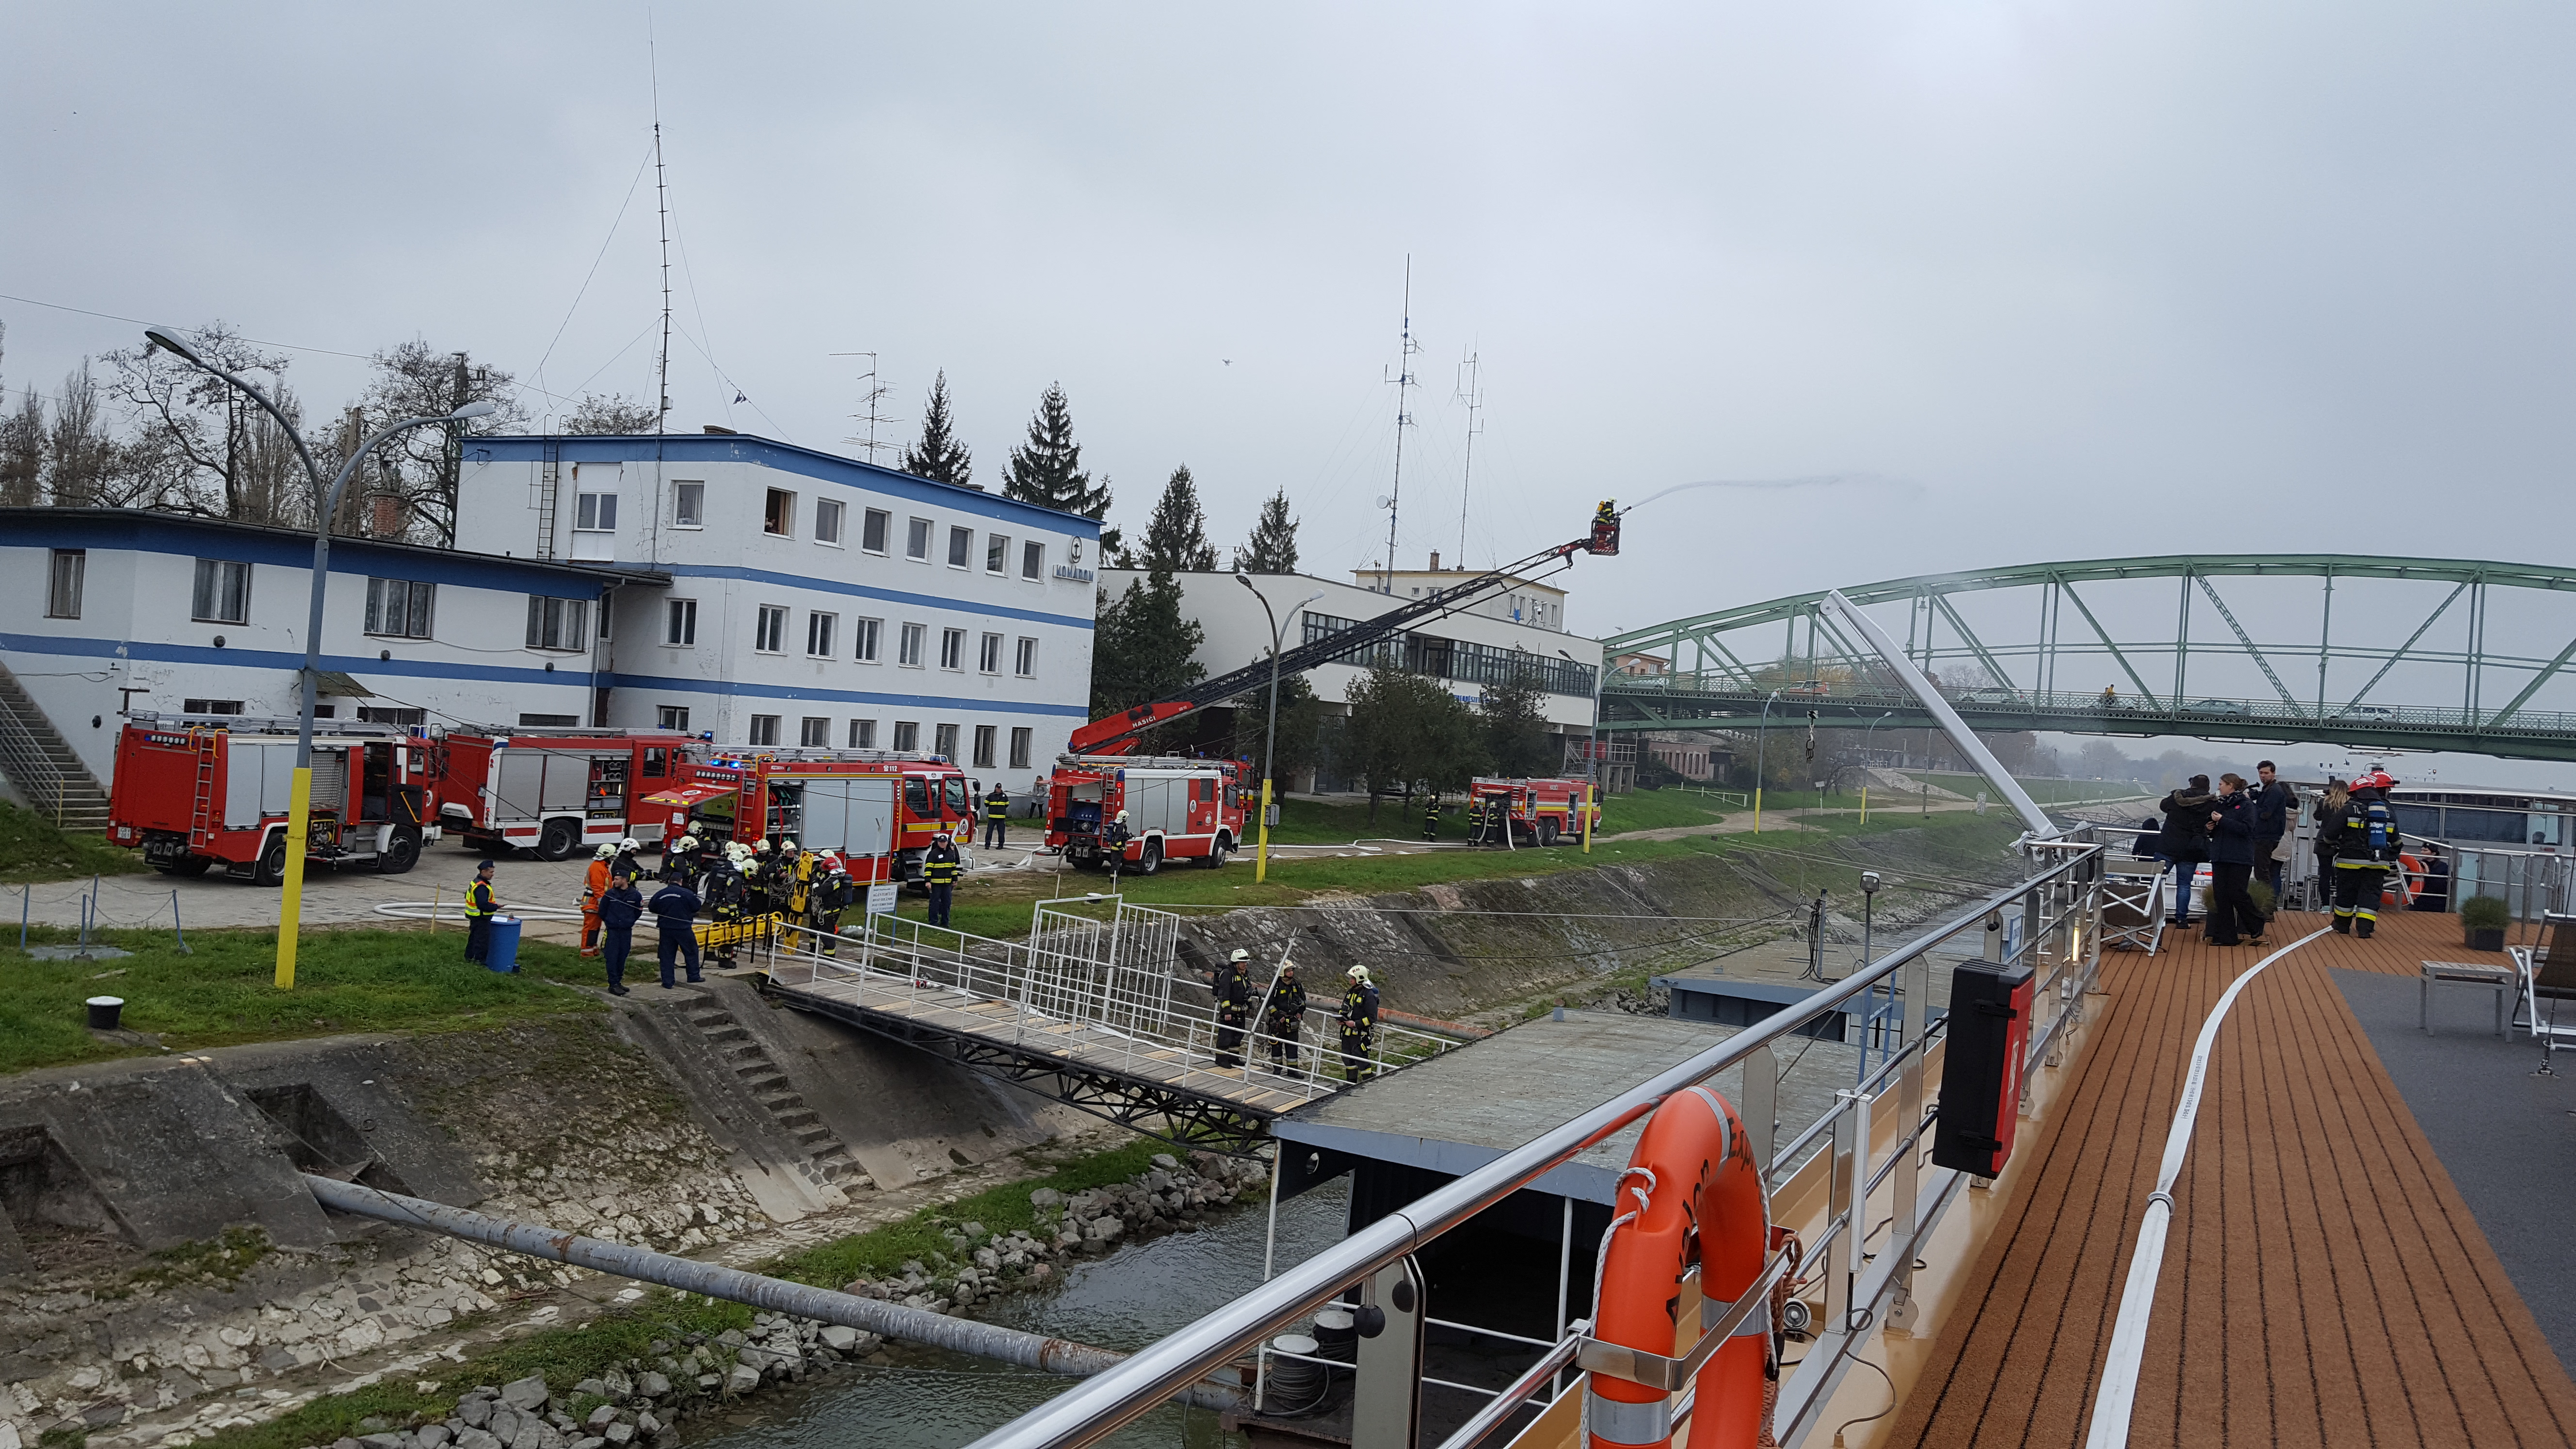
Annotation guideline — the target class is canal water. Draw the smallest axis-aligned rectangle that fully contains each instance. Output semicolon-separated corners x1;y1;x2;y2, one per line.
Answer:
693;1178;1352;1449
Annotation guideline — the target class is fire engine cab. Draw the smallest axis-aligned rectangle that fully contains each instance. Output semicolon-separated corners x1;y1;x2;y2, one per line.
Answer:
434;727;696;860
1465;775;1600;847
1046;755;1246;873
639;750;975;886
106;714;440;884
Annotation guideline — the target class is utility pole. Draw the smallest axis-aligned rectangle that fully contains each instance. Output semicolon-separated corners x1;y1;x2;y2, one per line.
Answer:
1380;257;1418;595
650;26;672;435
1453;348;1481;567
834;352;900;462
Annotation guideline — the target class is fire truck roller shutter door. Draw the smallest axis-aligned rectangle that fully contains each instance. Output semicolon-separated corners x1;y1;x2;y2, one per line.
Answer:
1127;776;1178;836
225;740;297;829
540;756;586;813
496;752;546;822
309;749;351;821
799;777;898;857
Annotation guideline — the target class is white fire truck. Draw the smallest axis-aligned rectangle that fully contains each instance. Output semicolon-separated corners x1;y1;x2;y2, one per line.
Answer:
434;727;698;860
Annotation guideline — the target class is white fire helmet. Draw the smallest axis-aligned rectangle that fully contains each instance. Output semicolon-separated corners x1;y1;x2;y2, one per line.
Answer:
620;837;640;852
595;843;617;860
1229;948;1251;963
1347;965;1371;982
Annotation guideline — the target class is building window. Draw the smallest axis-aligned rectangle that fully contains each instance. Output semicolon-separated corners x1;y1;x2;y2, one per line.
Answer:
184;698;244;716
899;622;926;667
673;481;705;527
754;605;789;654
906;517;931;561
893;721;919;752
806;611;837;657
934;724;960;759
979;632;1003;674
658;705;692;732
1009;726;1033;770
848;719;876;749
862;508;890;553
985;534;1008;574
46;549;83;619
853;616;882;662
814;498;844;546
664;598;697;646
947;525;972;568
748;714;781;747
1022;540;1043;580
359;706;427;727
365;579;435;638
764;488;795;536
800;716;830;747
575;491;618;531
192;559;252;624
1014;636;1037;677
518;713;579;727
939;628;966;670
524;596;589;650
972;724;998;769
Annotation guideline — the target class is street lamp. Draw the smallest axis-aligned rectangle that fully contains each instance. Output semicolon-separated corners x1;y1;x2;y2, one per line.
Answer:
1859;711;1894;824
1235;575;1324;884
1559;647;1606;853
146;327;496;989
1753;690;1782;833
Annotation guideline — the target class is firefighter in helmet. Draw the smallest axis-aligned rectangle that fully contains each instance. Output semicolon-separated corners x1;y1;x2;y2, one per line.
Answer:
2331;769;2404;938
1337;965;1381;1083
922;831;963;928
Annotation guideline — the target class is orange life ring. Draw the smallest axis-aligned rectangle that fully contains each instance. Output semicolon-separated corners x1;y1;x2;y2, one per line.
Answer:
2382;851;2426;908
1588;1087;1770;1449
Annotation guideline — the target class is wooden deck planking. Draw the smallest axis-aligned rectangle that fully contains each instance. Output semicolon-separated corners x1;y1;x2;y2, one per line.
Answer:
1883;907;2576;1449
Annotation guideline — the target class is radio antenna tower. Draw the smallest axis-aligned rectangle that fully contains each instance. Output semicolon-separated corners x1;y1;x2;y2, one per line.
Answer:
650;25;671;435
1453;348;1482;567
832;352;901;461
1380;257;1419;595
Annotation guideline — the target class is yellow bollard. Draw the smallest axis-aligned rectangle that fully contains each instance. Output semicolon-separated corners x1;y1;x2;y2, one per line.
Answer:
1582;784;1594;853
274;766;311;989
1255;778;1274;883
431;885;443;932
1753;785;1764;834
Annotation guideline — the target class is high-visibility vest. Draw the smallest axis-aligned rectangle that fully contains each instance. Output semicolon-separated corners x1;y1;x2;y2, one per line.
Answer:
985;794;1010;822
464;880;498;918
922;852;962;886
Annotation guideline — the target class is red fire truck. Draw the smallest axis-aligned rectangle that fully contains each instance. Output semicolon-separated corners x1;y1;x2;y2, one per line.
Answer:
639;749;976;886
1465;776;1601;847
106;714;439;884
1045;755;1247;873
434;727;699;860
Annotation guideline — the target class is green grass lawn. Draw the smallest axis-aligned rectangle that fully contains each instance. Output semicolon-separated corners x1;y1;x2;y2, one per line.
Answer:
1247;788;1729;846
0;799;149;884
1900;772;2150;805
1;925;599;1075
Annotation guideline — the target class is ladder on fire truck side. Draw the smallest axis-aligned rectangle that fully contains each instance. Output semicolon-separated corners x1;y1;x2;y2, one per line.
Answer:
189;735;218;847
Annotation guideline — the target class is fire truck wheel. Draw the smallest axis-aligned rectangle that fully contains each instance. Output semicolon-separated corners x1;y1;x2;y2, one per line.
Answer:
253;837;290;887
1201;837;1230;869
1538;821;1560;847
1137;838;1164;875
378;829;422;876
534;817;581;861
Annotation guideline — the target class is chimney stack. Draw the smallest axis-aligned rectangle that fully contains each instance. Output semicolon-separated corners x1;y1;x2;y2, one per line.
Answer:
1428;550;1440;572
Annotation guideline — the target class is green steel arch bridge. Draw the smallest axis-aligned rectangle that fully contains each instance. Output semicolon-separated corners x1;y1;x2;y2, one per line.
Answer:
1598;554;2576;762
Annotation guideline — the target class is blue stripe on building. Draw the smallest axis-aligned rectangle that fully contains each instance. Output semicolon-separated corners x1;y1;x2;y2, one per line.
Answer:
631;563;1095;630
599;671;1090;718
9;514;616;598
0;633;596;690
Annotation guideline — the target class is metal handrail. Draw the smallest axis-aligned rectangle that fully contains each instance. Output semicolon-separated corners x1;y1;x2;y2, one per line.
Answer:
960;842;2110;1449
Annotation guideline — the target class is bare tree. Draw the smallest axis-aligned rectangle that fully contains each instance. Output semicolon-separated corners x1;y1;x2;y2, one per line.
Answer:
101;322;298;519
563;392;662;435
0;324;42;507
45;362;117;508
361;340;529;546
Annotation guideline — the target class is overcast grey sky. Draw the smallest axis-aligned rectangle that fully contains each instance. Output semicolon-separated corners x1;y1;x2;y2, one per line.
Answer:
6;3;2573;778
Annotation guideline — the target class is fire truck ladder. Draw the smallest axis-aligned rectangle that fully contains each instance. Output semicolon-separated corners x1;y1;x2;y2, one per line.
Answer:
189;738;219;848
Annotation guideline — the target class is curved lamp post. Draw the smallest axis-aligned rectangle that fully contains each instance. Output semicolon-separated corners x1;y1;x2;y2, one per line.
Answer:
1234;575;1324;884
1859;710;1895;824
145;327;495;988
1752;690;1782;833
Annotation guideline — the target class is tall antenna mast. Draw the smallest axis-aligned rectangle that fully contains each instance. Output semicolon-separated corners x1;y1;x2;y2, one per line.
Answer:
1453;348;1481;567
1381;256;1418;595
650;25;671;435
831;352;900;462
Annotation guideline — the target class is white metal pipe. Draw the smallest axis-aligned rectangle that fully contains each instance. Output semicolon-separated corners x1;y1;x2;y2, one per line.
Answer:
1816;589;2060;839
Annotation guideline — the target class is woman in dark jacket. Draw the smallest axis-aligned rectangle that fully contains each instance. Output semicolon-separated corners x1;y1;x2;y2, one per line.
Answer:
2157;776;2214;926
2203;773;2266;946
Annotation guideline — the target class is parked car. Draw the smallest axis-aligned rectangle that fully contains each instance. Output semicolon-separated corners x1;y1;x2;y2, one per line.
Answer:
2186;698;2250;717
2331;704;2399;723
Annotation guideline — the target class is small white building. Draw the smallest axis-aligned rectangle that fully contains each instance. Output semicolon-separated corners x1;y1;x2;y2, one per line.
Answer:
0;508;629;793
1097;563;1604;786
1357;551;1570;633
453;432;1100;783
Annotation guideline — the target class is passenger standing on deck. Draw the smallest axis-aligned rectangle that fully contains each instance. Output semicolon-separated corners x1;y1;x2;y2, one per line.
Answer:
922;831;963;927
2331;770;2403;938
1259;961;1308;1076
2252;761;2297;907
462;860;499;965
650;873;705;987
1337;965;1381;1083
2204;774;2266;947
595;869;643;996
1209;948;1255;1069
2157;776;2214;927
580;843;614;956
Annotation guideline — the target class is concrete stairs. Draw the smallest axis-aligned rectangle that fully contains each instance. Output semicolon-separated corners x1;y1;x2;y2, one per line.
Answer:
0;660;110;832
677;997;862;1187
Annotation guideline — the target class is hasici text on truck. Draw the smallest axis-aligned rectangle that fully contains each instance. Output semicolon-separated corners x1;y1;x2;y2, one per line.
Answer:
1046;755;1247;873
433;727;697;860
639;750;974;887
108;714;439;884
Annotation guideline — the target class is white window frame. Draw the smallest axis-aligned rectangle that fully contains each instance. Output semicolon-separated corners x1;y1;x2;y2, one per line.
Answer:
664;598;698;647
986;533;1009;575
939;628;966;671
658;705;692;732
814;498;845;547
673;480;705;528
748;714;781;747
1021;540;1044;581
365;578;435;639
1008;726;1033;771
947;525;973;569
853;616;882;663
978;632;1003;674
754;604;790;655
905;517;932;561
524;595;590;651
46;549;83;619
799;716;831;747
1014;636;1038;677
848;719;876;749
898;622;927;668
892;721;919;752
575;491;618;532
934;723;960;760
764;488;796;537
862;508;891;555
805;610;837;658
192;558;252;625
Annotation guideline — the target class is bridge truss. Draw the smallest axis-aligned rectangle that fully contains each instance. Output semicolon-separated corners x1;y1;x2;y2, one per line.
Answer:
1601;554;2576;761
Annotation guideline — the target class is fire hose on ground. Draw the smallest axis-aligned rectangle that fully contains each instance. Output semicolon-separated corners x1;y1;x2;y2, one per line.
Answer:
298;1173;1248;1413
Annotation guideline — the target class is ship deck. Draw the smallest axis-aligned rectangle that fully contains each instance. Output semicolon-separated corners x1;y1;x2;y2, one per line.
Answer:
1884;906;2576;1448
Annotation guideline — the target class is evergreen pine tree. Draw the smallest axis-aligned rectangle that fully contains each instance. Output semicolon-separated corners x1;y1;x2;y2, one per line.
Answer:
1003;383;1111;519
1090;576;1207;723
902;370;973;486
1232;488;1300;574
1140;466;1218;573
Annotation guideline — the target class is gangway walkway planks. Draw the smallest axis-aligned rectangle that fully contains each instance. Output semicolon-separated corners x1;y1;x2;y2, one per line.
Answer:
760;897;1458;1155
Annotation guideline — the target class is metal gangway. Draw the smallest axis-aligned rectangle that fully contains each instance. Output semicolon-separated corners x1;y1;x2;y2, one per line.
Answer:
762;896;1462;1152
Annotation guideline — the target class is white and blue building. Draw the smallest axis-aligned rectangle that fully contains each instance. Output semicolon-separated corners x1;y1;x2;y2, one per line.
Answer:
452;432;1101;786
0;508;635;789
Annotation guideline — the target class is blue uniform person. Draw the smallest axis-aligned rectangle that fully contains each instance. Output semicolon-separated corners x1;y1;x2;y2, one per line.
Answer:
462;861;499;965
982;785;1012;850
650;876;705;987
922;832;963;928
595;870;644;996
